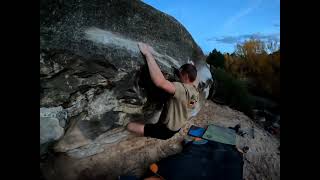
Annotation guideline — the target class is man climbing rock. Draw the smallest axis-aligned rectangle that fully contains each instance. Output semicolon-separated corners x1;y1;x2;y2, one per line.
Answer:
127;42;199;140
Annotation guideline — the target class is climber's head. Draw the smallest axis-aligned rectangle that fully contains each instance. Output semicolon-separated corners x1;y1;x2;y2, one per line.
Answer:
178;63;197;83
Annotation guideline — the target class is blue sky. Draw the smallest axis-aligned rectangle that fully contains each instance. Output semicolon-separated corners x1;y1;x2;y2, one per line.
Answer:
143;0;280;54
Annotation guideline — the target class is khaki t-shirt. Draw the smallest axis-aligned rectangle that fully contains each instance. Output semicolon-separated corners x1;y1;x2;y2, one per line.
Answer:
159;82;199;131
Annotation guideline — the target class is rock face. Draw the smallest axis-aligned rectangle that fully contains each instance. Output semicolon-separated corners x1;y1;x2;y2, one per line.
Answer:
40;0;212;153
40;106;68;155
40;0;213;175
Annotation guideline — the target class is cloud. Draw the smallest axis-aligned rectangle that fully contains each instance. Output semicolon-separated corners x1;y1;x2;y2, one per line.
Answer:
222;0;263;31
273;23;280;27
208;32;280;44
207;36;239;44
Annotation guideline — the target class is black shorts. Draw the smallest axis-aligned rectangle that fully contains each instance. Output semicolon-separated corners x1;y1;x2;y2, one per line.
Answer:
144;123;180;140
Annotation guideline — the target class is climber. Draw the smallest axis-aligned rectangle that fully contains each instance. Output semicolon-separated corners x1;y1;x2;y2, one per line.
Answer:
126;42;199;140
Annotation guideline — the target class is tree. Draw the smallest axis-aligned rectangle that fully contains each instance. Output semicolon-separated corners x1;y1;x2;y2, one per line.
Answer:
206;49;225;69
266;39;280;54
235;38;267;58
224;39;280;100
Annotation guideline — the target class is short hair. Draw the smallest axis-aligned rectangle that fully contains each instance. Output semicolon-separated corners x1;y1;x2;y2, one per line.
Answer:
180;63;197;82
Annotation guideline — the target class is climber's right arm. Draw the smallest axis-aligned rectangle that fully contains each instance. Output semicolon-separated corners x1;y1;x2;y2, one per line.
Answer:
138;42;176;95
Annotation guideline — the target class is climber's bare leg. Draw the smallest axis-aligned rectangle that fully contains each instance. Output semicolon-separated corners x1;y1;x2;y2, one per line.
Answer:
127;122;145;136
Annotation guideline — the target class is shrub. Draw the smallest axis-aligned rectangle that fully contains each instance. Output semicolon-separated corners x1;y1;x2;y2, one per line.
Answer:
211;67;254;117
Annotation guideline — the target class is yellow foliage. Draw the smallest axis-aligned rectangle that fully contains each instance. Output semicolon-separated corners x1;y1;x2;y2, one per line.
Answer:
224;39;280;98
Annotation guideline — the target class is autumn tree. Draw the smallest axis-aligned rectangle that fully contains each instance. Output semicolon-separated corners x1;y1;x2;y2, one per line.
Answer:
223;39;280;100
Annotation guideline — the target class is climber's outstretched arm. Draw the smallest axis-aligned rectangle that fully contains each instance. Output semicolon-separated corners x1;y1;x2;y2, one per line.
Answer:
138;42;175;95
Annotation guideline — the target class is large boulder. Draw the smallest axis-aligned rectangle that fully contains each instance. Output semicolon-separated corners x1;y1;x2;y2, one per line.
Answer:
40;106;68;155
40;0;213;178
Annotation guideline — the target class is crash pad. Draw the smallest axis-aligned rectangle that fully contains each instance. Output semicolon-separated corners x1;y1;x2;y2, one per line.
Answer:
202;124;236;145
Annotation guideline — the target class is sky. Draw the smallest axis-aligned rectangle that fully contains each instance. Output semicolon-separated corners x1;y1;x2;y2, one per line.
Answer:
143;0;280;54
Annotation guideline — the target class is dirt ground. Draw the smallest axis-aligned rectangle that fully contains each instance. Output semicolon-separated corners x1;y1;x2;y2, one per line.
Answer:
192;101;280;180
42;100;280;180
